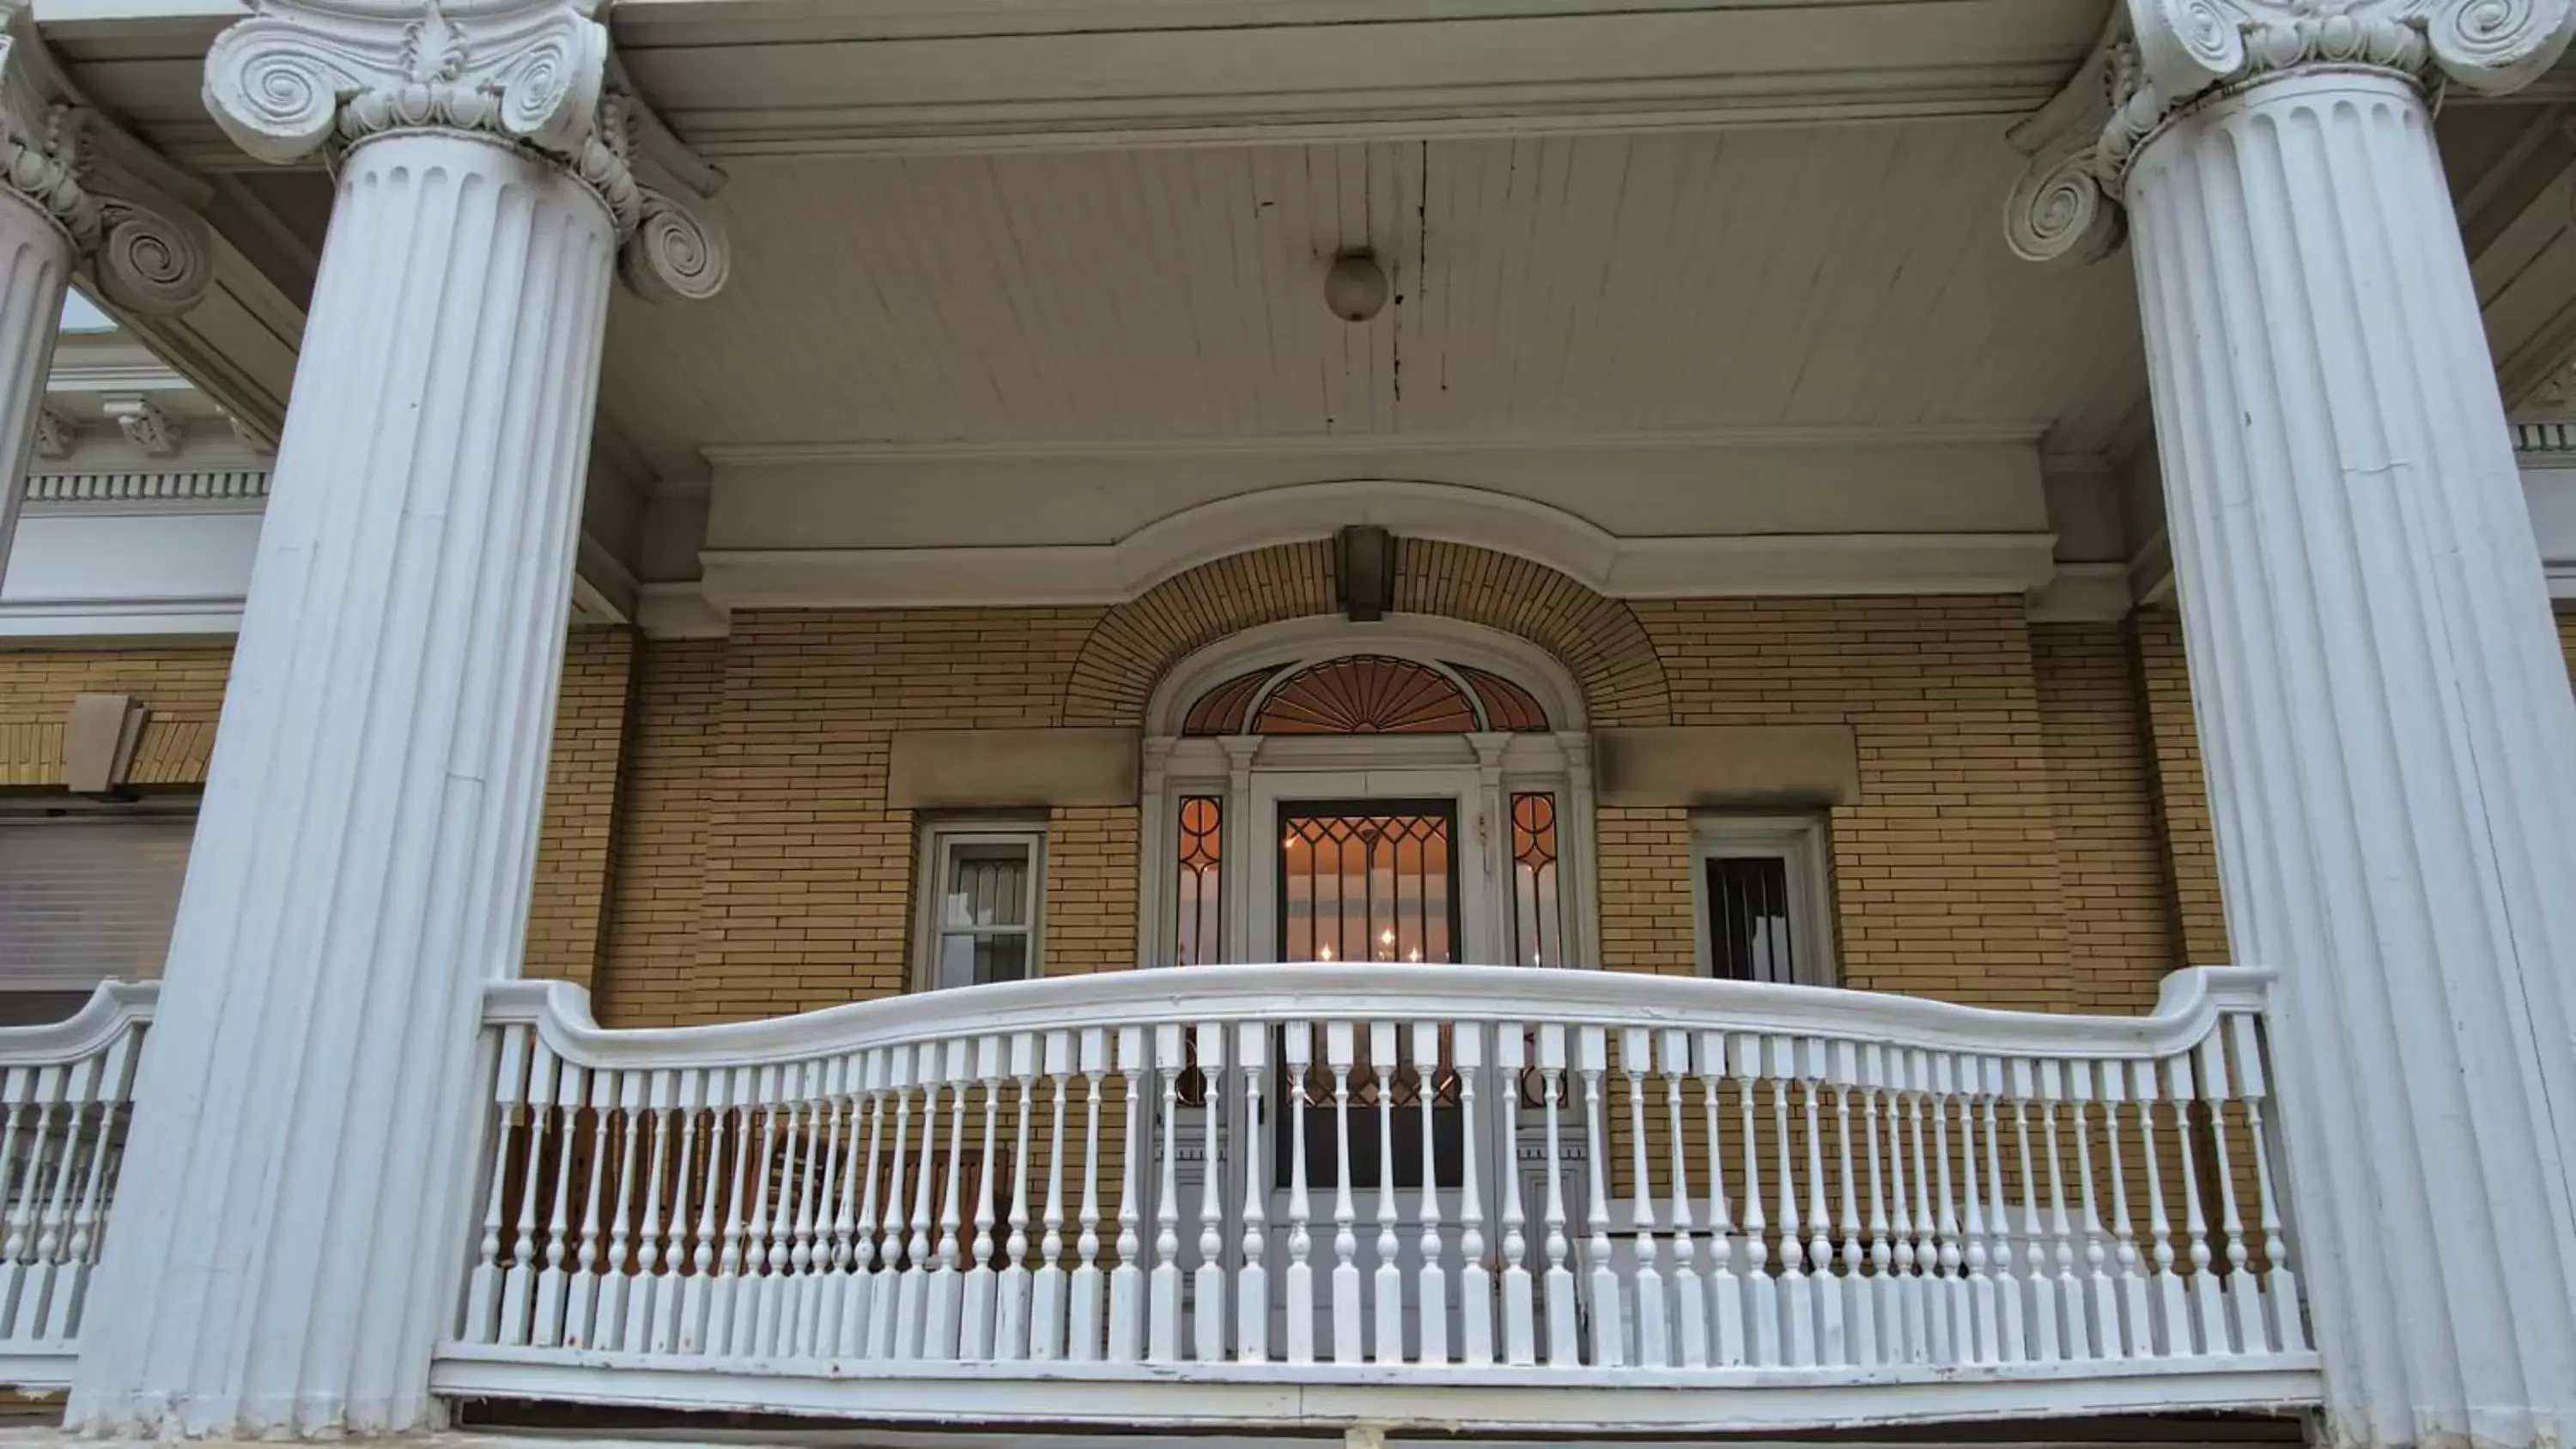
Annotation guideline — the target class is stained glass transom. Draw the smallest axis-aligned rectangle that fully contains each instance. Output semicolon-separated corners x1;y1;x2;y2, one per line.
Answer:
1254;656;1478;734
1180;652;1557;736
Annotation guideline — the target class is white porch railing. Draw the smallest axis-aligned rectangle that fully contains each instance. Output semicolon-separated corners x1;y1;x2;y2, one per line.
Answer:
438;966;2320;1432
0;982;155;1388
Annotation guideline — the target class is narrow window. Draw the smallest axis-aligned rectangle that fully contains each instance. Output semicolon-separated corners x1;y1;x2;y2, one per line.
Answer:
918;826;1044;991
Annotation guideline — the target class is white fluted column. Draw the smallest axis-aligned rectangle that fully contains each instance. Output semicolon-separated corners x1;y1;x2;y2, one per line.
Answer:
0;191;69;583
2002;3;2576;1440
63;0;724;1435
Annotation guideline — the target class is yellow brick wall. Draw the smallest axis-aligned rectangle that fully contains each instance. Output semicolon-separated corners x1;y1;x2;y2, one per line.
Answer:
1;631;639;987
1631;597;2072;1009
0;643;234;787
2134;609;2232;967
13;579;2245;1030
596;609;1107;1025
2032;621;2178;1010
522;628;638;986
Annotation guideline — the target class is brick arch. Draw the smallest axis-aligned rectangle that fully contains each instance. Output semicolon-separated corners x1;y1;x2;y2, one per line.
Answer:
1060;537;1672;726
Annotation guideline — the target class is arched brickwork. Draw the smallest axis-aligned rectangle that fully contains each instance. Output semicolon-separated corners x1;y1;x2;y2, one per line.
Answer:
1061;537;1672;726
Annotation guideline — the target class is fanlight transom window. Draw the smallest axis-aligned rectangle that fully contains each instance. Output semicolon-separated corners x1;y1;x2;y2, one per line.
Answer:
1181;654;1552;737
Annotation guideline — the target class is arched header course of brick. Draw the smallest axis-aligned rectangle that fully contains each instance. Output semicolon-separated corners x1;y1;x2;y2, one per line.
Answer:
1060;537;1672;727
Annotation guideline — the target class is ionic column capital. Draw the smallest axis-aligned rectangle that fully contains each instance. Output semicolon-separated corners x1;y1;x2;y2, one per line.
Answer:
2005;0;2576;266
0;0;212;315
204;0;730;301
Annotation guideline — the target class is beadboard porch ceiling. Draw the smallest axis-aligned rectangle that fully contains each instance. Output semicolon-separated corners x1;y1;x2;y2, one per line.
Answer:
32;0;2576;599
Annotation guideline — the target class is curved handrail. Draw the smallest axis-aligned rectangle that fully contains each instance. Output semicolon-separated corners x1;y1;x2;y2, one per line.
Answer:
487;962;2269;1070
0;979;157;1065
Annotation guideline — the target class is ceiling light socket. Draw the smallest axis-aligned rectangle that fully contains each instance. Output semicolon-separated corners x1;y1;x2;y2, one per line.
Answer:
1324;250;1389;323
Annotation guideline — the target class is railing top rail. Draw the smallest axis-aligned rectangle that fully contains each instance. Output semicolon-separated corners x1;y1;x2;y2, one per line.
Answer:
488;962;2269;1072
0;980;156;1067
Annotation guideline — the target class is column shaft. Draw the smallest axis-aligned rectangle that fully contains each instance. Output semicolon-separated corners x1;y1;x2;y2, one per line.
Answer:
66;131;617;1436
2127;70;2576;1448
0;191;70;587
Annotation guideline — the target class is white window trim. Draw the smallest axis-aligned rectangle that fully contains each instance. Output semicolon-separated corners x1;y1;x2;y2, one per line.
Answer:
1688;813;1838;987
913;820;1047;992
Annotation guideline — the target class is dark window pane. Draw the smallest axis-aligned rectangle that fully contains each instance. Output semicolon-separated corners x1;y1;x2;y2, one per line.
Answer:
1705;855;1797;984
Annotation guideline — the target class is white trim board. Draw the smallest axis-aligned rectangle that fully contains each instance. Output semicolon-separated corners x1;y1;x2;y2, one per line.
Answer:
696;530;2060;614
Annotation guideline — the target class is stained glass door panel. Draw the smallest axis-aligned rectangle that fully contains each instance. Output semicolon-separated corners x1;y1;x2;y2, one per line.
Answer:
1273;801;1464;1193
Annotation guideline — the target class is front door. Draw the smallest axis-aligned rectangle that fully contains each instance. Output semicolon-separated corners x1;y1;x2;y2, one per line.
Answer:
1253;776;1486;1360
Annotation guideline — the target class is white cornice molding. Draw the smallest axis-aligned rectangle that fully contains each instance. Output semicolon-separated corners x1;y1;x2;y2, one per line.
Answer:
700;423;2051;468
23;467;268;505
691;477;2061;616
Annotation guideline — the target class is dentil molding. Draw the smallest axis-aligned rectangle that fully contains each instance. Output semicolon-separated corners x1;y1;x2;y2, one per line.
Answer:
0;0;213;315
2006;0;2576;266
203;0;732;302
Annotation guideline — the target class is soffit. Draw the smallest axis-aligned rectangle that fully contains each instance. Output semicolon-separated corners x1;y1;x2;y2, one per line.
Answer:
595;121;2152;474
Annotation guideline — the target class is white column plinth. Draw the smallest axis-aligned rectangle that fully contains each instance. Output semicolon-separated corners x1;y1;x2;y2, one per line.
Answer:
64;131;617;1437
0;189;69;583
2126;70;2576;1449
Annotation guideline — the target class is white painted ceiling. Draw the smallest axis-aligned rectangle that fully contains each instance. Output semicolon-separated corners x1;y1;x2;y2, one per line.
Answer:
598;120;2151;476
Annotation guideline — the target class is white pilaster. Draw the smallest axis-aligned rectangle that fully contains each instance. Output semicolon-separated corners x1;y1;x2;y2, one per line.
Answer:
2013;6;2576;1445
63;0;724;1435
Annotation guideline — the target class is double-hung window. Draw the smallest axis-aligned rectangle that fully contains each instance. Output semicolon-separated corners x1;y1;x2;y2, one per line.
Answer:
917;823;1044;991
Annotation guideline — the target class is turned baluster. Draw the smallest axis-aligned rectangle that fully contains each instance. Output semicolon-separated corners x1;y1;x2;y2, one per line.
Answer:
1801;1040;1838;1367
1285;1023;1317;1366
1413;1020;1449;1366
1029;1031;1071;1361
1537;1023;1578;1367
562;1066;613;1349
865;1060;914;1361
1237;1022;1272;1363
1957;1056;1995;1365
1735;1031;1776;1368
2035;1062;2085;1361
1146;1024;1186;1363
1982;1063;2023;1363
1664;1029;1705;1368
1456;1024;1492;1367
1623;1027;1665;1368
1702;1031;1744;1367
1929;1053;1967;1366
1495;1026;1535;1366
2229;1014;2303;1355
1108;1024;1145;1362
1328;1022;1364;1365
2167;1052;2227;1357
843;1053;890;1360
1832;1043;1872;1368
2197;1033;2263;1356
1069;1027;1110;1361
2100;1060;2152;1359
1374;1022;1405;1366
994;1034;1038;1361
462;1028;524;1343
963;1036;1005;1361
2069;1061;2118;1360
